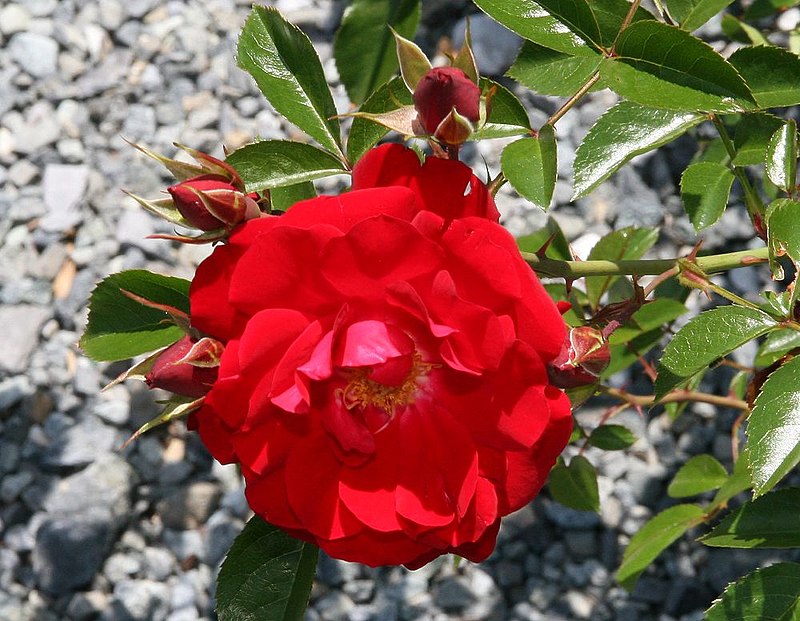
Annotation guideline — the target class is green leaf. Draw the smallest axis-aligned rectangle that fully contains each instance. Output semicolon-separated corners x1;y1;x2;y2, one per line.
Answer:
590;0;657;47
732;113;784;166
237;6;342;155
507;41;602;97
270;181;317;212
667;454;728;498
226;140;347;194
680;161;735;230
705;563;800;621
756;329;800;367
711;449;753;507
721;13;770;46
748;356;800;496
729;45;800;109
604;329;664;378
80;271;190;362
346;76;413;165
666;0;735;31
472;0;599;56
573;101;703;198
548;455;600;512
586;227;659;310
654;306;777;399
702;488;800;548
216;517;319;621
517;216;572;261
766;199;800;274
501;126;557;211
599;21;756;113
745;0;800;20
588;424;637;450
766;120;798;191
616;504;705;590
608;298;688;343
474;78;531;140
333;0;420;106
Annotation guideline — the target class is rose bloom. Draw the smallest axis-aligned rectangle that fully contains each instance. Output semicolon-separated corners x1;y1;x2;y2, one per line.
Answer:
189;143;571;568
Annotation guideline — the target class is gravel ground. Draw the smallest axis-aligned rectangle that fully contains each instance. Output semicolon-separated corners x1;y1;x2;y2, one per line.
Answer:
2;1;800;620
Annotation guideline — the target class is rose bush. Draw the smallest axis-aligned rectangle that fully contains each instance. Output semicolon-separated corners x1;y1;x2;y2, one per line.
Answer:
188;143;571;567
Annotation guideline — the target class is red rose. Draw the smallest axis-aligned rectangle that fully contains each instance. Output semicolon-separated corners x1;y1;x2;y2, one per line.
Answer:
352;143;500;222
188;144;570;567
413;67;481;136
168;175;260;231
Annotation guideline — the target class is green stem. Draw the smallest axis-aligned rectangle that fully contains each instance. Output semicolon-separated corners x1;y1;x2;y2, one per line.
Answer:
711;114;766;220
523;246;769;278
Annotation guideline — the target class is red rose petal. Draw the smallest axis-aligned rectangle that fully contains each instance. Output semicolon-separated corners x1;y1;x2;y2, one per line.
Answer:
337;320;414;369
321;215;444;297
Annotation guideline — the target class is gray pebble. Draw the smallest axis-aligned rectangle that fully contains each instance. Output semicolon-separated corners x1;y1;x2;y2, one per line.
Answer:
109;579;171;621
33;514;114;596
0;305;51;374
40;164;89;233
8;32;59;78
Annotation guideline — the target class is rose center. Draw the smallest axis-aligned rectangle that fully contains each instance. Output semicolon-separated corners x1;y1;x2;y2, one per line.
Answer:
341;352;434;415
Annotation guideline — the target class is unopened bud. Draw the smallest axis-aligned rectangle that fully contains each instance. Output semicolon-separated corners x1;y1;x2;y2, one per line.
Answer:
145;336;220;398
413;67;480;143
547;326;611;389
167;175;260;231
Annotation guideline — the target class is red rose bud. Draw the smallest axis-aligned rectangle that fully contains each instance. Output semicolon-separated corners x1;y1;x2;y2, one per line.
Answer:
145;336;220;398
547;326;611;389
413;67;481;140
167;175;260;231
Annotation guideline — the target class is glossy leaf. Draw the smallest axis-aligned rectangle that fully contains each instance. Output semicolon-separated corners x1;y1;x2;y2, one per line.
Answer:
680;161;735;230
748;356;800;496
732;113;784;166
237;7;342;155
472;0;599;56
217;517;319;621
705;563;800;621
474;78;531;140
333;0;419;105
702;488;800;548
226;141;348;193
600;21;755;113
346;77;413;165
501;126;557;211
654;306;777;399
616;504;705;590
573;101;703;198
766;120;798;191
548;455;600;512
270;181;317;212
80;271;190;361
744;0;800;19
729;45;800;109
588;424;637;450
507;41;602;97
586;227;659;310
766;199;800;277
667;454;728;498
667;0;735;31
756;329;800;367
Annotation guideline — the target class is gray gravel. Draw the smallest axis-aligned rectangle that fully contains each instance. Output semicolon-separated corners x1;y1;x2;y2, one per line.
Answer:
1;0;797;620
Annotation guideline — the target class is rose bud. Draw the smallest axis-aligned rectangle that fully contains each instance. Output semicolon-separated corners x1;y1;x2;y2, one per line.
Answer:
413;67;481;142
167;175;260;231
145;336;220;398
547;326;611;389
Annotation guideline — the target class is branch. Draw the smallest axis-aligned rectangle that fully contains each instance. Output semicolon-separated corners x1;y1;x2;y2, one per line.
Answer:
604;386;750;412
523;246;769;278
